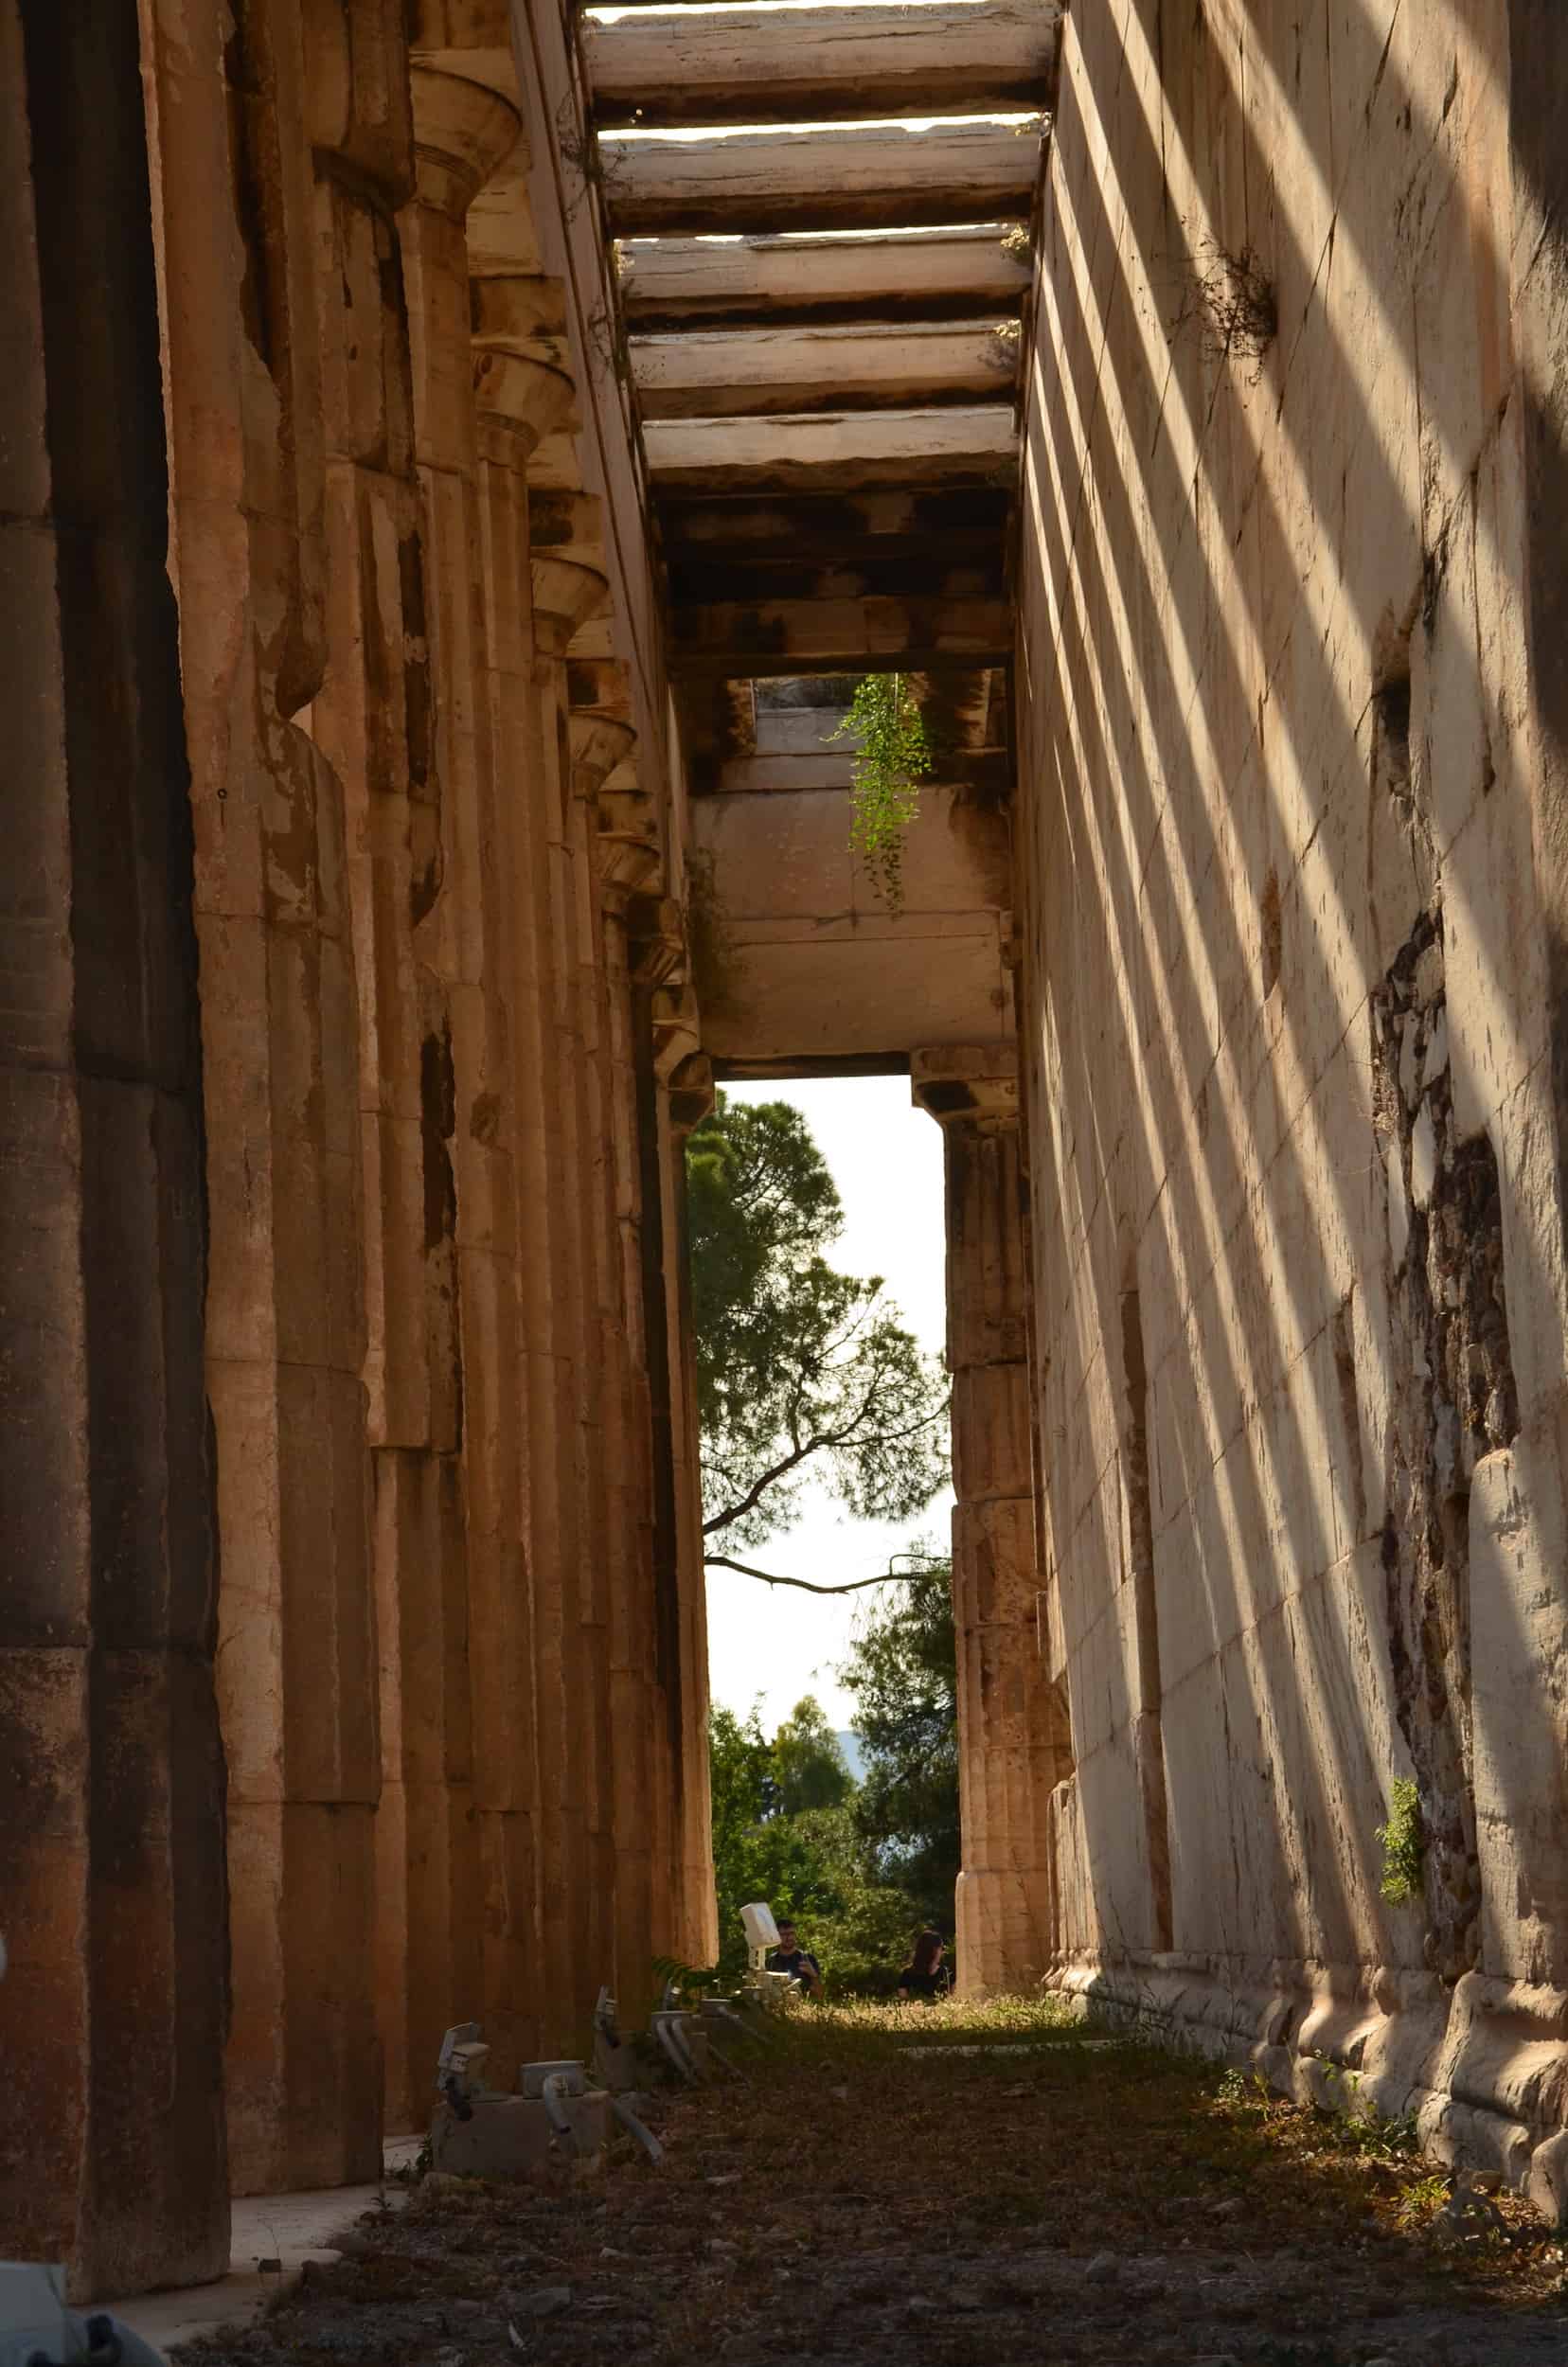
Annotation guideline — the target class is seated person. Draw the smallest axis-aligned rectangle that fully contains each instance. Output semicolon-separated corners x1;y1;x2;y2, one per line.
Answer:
897;1928;950;2002
766;1916;824;1998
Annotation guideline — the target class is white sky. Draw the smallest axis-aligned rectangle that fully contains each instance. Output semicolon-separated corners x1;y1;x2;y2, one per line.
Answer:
702;1074;954;1733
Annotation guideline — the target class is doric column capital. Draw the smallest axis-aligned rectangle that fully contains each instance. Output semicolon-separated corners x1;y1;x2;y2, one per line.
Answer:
470;278;577;459
652;980;702;1079
598;771;655;836
594;829;664;908
667;1052;716;1137
566;656;629;718
409;64;522;218
569;711;638;799
471;268;577;458
472;347;575;457
590;731;665;903
627;893;687;988
530;557;610;657
472;274;571;357
408;0;520;105
910;1041;1019;1129
568;651;635;800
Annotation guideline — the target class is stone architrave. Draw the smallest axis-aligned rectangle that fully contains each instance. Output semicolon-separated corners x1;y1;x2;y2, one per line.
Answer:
913;1044;1057;1991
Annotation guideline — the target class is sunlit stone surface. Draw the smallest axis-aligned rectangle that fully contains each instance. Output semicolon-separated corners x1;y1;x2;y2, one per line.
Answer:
5;0;1568;2297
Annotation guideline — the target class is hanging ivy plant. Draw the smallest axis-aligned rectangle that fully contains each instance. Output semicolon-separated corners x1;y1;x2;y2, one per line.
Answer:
829;672;934;915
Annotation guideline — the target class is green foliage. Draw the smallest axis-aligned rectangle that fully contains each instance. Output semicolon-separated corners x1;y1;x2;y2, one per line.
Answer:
1394;2172;1452;2231
1317;2064;1422;2160
838;1549;960;1931
770;1697;853;1816
830;672;935;913
707;1702;842;1973
686;1095;949;1548
1377;1775;1425;1905
807;1848;936;1994
1216;2065;1274;2116
706;1696;939;1990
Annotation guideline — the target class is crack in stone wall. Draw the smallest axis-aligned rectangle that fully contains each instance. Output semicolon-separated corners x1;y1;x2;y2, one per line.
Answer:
1119;1285;1172;1952
1372;905;1519;1985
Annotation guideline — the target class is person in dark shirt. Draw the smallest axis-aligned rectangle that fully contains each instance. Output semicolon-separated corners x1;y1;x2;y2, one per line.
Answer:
897;1928;950;2002
766;1917;824;1997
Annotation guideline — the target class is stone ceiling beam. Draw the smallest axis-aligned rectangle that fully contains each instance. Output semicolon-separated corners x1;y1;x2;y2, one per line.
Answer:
711;746;1011;797
629;317;1018;419
666;548;1006;607
618;225;1030;329
583;0;1057;127
600;116;1045;237
658;486;1013;565
668;591;1012;674
642;403;1017;493
910;1040;1020;1124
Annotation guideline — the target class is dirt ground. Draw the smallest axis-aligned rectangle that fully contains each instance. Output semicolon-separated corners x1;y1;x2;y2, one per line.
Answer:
179;2001;1568;2367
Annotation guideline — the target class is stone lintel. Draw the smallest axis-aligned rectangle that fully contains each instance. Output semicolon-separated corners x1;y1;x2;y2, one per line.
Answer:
910;1039;1019;1126
534;492;614;577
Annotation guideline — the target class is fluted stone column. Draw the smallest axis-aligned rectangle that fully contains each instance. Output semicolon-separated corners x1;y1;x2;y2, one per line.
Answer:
0;0;226;2294
134;0;384;2197
367;60;526;2132
472;267;615;2035
661;1054;722;1971
572;685;665;2006
528;543;616;2028
468;279;586;2037
913;1045;1058;1991
214;0;438;2193
651;1009;707;1964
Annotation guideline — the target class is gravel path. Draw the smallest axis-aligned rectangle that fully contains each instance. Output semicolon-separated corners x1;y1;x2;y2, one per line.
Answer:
176;2007;1568;2367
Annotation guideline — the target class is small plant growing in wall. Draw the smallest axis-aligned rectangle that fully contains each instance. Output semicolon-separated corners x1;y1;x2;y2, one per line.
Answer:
1377;1775;1425;1905
1172;233;1278;382
829;673;935;915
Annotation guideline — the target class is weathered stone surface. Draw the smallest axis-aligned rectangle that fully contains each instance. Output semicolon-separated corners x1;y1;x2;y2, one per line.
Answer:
0;0;226;2294
11;0;1568;2288
913;1065;1057;1993
1019;0;1568;2200
1;0;715;2291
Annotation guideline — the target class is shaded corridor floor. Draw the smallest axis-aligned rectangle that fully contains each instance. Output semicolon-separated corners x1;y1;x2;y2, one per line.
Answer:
178;2001;1568;2367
